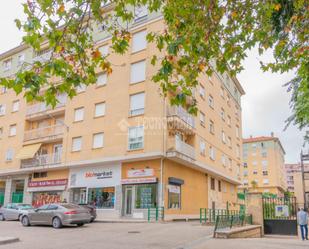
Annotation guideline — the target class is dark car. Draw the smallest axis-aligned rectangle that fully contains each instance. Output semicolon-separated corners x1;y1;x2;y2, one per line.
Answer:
78;204;97;222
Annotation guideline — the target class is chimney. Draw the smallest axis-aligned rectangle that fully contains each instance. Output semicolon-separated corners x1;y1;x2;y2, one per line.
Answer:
271;132;274;137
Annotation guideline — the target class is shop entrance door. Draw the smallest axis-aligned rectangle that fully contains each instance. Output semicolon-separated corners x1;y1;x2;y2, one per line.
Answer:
124;186;133;216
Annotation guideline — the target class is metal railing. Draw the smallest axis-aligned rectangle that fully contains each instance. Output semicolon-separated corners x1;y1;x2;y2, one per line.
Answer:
26;97;66;116
167;106;195;128
200;208;241;224
214;214;253;235
148;207;164;222
24;124;64;141
21;153;62;168
175;136;195;159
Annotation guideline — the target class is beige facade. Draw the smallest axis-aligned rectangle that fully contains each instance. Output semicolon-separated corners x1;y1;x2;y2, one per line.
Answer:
240;135;286;196
0;8;244;218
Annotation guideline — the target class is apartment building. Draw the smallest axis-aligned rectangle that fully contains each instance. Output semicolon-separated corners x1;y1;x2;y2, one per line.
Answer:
240;134;287;196
285;163;309;193
0;5;244;219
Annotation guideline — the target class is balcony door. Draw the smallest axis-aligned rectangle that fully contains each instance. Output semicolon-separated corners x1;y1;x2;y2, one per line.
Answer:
53;144;62;163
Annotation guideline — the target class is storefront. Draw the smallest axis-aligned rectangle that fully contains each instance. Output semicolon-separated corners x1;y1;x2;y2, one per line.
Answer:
27;179;68;207
68;164;121;219
121;168;159;219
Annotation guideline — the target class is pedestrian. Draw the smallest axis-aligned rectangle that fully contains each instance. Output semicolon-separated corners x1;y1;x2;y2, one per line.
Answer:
297;208;308;241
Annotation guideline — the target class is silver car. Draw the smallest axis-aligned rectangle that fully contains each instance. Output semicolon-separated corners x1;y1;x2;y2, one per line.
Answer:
21;203;91;228
0;203;33;221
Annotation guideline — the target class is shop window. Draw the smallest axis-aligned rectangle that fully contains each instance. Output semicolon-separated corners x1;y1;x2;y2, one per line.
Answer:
168;185;181;209
135;184;157;209
88;187;115;209
211;178;215;190
32;192;62;207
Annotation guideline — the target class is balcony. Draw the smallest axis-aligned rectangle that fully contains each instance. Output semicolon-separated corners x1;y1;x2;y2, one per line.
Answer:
167;136;196;160
26;95;66;121
167;106;195;134
24;124;64;143
21;153;62;169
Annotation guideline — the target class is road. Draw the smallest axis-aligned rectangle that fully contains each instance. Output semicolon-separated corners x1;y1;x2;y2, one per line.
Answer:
0;221;308;249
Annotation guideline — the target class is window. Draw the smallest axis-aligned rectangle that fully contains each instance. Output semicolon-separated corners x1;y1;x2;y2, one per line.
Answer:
209;120;214;134
93;133;104;149
243;179;249;185
208;95;214;108
3;59;11;71
0;127;3;138
9;124;16;136
236;125;240;138
227;115;231;126
261;151;267;157
0;104;6;115
228;158;232;169
88;187;115;209
130;60;146;84
220;87;224;98
99;45;109;57
72;137;82;152
220;108;225;121
221;131;226;144
130;92;145;116
199;111;205;126
253;170;258;175
135;184;157;209
252;143;257;149
95;102;106;117
33;172;47;178
5;149;14;161
134;5;148;21
236;144;240;158
227;136;232;147
132;30;147;53
12;100;19;112
227;94;231;105
76;84;86;93
211;178;215;190
96;73;107;86
128;126;144;150
168;185;181;209
218;181;221;192
252;161;258;166
1;86;7;94
209;146;215;160
221;154;226;167
262;160;268;167
263;179;269;185
18;54;25;66
231;185;235;194
263;171;268;176
74;107;84;122
243;162;248;168
243;170;248;176
199;139;206;156
199;84;205;98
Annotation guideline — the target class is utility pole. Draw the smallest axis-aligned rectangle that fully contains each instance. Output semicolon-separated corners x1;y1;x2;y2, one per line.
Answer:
301;150;309;209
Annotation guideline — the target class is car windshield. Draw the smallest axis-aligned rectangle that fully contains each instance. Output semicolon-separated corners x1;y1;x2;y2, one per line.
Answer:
18;204;33;210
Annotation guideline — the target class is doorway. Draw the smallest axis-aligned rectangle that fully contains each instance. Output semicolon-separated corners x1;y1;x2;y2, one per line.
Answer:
124;186;133;216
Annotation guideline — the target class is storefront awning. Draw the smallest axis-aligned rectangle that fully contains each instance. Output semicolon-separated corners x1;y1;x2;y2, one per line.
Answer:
16;143;42;160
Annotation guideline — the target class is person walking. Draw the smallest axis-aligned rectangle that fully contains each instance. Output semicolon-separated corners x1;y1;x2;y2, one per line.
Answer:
297;208;308;241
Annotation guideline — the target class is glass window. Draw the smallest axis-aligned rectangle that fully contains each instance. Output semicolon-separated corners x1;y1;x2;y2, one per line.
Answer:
5;149;14;161
134;5;148;21
132;30;147;53
88;187;115;209
72;137;82;152
209;120;214;134
218;181;222;192
128;126;144;150
0;104;6;116
12;100;20;112
95;102;105;117
199;139;206;155
96;73;107;86
211;178;215;190
135;184;157;209
130;60;146;84
9;124;16;136
168;185;181;209
76;84;86;93
199;84;205;98
209;146;215;160
3;59;11;71
93;133;104;149
74;107;84;122
208;95;214;108
130;92;145;116
99;45;109;57
199;111;205;126
18;54;25;66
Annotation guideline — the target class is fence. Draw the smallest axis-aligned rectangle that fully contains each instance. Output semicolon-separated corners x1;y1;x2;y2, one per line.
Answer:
263;196;297;220
214;214;253;234
147;207;164;222
200;208;241;224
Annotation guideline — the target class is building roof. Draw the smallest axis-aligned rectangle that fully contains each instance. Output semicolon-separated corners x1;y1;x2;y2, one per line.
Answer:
243;136;286;154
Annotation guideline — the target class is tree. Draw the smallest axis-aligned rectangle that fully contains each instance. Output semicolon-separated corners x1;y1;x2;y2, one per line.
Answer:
0;0;308;132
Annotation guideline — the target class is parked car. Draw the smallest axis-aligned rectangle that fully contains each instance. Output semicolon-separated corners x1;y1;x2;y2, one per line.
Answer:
21;203;91;228
0;203;33;221
78;204;97;222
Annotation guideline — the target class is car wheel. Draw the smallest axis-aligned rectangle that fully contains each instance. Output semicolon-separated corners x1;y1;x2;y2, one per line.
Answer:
22;216;30;227
77;223;84;227
52;217;62;229
0;214;5;221
90;218;94;223
18;214;22;221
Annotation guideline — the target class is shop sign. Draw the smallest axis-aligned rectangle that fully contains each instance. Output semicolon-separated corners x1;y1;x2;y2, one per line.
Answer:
85;170;113;179
121;177;157;184
127;169;154;178
28;179;68;188
168;185;180;194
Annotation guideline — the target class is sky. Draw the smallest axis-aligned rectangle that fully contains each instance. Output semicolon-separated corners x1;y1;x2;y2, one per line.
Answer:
0;1;307;163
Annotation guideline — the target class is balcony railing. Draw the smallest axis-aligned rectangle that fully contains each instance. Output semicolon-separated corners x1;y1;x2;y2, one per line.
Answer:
167;106;195;128
21;153;62;168
174;136;195;159
24;124;64;142
26;96;66;116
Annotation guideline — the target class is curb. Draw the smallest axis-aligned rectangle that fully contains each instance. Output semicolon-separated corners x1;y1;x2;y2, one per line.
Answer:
0;237;19;245
94;220;148;224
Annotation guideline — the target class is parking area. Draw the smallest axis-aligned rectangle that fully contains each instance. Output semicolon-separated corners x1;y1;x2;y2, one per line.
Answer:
0;221;213;249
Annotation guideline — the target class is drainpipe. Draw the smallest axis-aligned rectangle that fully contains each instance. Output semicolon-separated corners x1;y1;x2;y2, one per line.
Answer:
160;96;167;209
